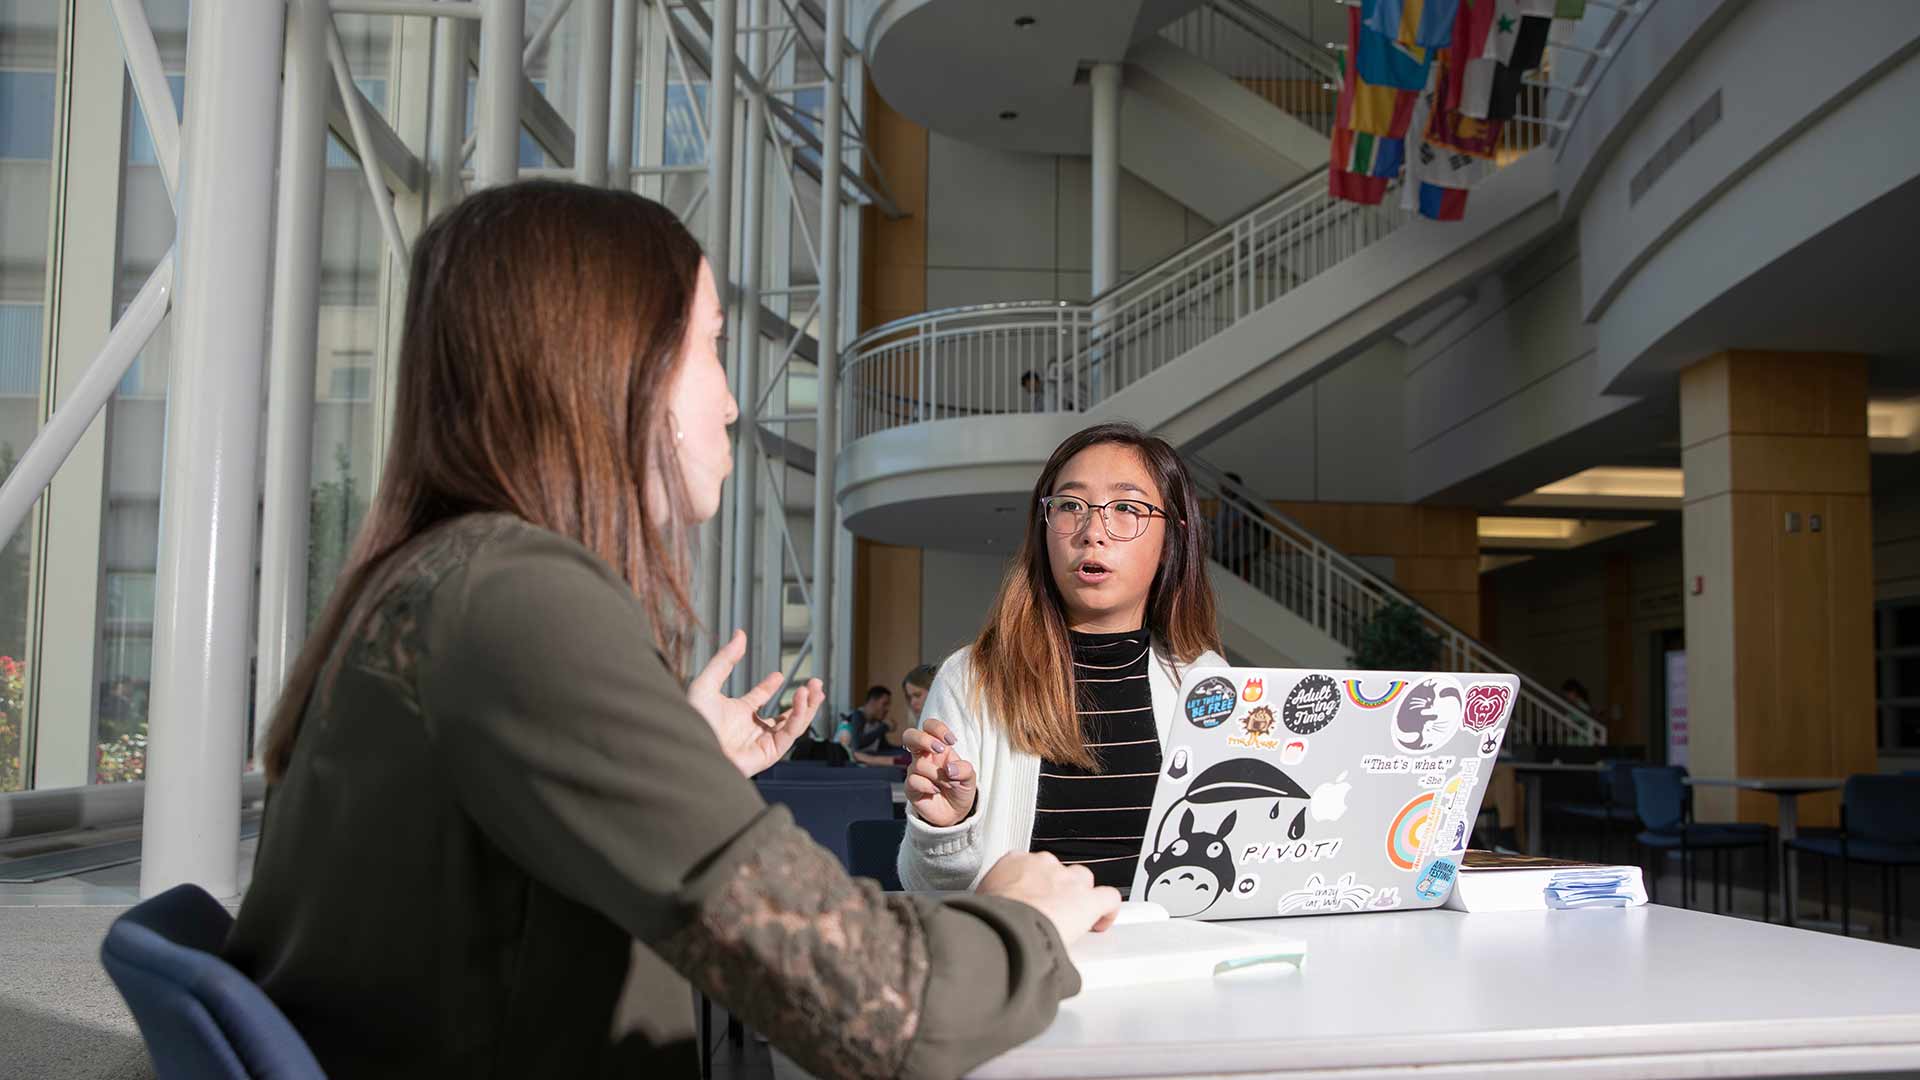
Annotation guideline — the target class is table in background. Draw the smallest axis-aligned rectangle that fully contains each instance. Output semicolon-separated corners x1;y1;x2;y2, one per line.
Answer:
1504;760;1607;855
972;905;1920;1079
1685;776;1842;926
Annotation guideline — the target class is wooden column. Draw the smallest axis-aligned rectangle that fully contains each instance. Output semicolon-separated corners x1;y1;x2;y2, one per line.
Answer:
1680;351;1875;825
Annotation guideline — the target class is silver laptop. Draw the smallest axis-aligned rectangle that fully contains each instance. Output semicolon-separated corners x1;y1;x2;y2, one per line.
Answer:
1129;667;1518;920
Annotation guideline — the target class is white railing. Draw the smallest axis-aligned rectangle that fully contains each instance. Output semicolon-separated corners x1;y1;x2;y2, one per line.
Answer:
1189;462;1606;747
1159;0;1342;136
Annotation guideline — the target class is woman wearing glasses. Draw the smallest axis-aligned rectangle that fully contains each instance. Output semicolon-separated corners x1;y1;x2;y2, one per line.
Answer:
898;423;1226;892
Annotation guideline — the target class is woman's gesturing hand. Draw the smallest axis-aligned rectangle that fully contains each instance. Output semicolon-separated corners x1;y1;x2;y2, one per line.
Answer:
902;717;977;827
687;630;823;777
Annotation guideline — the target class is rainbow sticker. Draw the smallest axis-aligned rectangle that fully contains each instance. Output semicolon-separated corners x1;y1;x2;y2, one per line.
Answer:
1344;679;1409;709
1386;791;1436;872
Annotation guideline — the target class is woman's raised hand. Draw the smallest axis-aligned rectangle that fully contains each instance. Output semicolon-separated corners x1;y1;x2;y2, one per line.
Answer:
902;717;977;827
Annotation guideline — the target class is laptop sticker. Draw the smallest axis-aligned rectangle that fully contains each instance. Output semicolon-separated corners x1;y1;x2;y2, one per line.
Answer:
1386;791;1438;871
1242;677;1264;703
1278;872;1375;915
1343;678;1409;709
1368;886;1404;910
1392;675;1465;755
1142;758;1315;917
1184;676;1238;729
1282;674;1340;735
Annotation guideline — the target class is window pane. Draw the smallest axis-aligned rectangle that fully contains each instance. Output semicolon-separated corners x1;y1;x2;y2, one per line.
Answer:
1893;707;1920;751
0;1;62;792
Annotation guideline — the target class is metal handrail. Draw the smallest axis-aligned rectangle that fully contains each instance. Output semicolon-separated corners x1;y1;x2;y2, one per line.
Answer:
1189;460;1606;746
1159;0;1341;136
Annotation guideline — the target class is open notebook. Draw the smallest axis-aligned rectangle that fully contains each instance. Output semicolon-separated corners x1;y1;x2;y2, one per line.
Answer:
1067;902;1307;990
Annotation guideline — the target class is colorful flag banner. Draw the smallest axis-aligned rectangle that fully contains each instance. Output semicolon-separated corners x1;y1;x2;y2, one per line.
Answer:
1339;9;1421;136
1427;44;1506;157
1401;66;1491;220
1487;15;1550;120
1364;0;1463;50
1355;26;1431;90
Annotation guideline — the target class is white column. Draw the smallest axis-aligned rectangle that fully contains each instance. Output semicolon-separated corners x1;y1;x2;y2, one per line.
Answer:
576;0;613;185
140;0;287;899
27;0;130;787
1090;61;1121;295
727;0;766;688
253;0;331;752
476;0;525;188
429;8;473;212
810;0;843;704
608;0;637;188
699;0;740;656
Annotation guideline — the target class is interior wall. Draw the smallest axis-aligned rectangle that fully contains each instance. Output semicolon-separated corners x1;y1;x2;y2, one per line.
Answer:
920;547;1011;668
922;131;1211;309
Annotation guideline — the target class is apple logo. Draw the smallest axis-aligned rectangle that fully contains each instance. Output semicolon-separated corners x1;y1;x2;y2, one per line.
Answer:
1310;770;1351;822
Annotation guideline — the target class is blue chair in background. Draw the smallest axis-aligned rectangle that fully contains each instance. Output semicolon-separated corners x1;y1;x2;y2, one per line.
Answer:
99;883;322;1080
1784;774;1920;937
848;818;907;891
1555;760;1641;861
754;778;893;870
1632;766;1772;918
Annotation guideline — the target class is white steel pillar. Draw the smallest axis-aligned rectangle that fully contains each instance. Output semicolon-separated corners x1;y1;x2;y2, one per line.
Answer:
141;0;287;899
430;7;473;212
476;0;526;187
1090;61;1121;294
253;0;331;751
727;0;766;685
810;0;844;703
698;0;739;655
609;0;637;188
576;0;613;185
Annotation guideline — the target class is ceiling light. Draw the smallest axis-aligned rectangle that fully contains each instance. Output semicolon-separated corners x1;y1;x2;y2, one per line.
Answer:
998;110;1018;120
1013;15;1036;27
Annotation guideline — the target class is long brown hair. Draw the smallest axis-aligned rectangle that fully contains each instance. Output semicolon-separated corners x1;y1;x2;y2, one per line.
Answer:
970;423;1221;769
262;181;705;781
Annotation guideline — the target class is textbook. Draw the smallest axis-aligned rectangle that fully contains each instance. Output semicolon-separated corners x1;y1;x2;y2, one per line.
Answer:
1441;850;1646;912
1068;902;1306;989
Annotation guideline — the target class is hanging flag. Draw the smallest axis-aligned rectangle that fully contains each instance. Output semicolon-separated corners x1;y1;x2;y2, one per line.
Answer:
1330;166;1391;206
1401;66;1491;220
1450;0;1502;119
1333;126;1406;181
1337;7;1420;137
1355;26;1431;90
1428;46;1505;156
1487;15;1550;120
1364;0;1462;51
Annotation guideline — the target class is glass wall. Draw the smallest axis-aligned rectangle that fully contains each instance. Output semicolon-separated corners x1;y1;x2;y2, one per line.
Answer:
0;0;62;792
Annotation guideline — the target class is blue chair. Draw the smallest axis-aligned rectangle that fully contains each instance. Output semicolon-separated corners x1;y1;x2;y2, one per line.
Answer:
1555;760;1641;861
755;779;893;870
1784;774;1920;937
848;818;907;891
1632;766;1772;918
762;763;906;785
99;883;322;1080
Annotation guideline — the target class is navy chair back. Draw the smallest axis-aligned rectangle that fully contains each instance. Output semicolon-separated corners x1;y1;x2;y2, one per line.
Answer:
100;884;323;1080
756;779;893;869
1607;761;1641;813
1633;766;1688;833
1846;774;1920;845
763;763;905;784
847;818;908;891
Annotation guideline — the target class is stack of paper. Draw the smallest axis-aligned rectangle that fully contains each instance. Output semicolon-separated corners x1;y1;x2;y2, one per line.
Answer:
1441;850;1647;912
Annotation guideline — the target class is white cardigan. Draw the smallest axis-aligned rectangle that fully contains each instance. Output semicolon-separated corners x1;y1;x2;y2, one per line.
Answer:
897;640;1227;892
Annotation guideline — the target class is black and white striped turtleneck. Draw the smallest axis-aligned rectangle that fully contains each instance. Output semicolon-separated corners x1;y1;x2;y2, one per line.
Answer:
1029;628;1159;890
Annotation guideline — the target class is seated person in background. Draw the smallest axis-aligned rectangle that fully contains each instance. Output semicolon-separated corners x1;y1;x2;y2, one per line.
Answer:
853;664;939;767
835;685;893;756
226;181;1117;1080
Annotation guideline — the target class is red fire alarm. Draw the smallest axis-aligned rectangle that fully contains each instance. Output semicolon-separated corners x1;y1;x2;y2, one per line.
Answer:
1691;575;1704;596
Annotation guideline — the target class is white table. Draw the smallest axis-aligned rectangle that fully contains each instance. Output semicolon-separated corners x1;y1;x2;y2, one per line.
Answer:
1505;760;1608;855
971;906;1920;1079
1685;776;1843;927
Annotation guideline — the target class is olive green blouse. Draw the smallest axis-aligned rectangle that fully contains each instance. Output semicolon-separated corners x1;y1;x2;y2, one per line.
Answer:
225;514;1079;1078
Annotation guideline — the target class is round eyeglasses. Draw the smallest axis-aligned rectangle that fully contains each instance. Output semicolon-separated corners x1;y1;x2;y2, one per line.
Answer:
1038;495;1170;541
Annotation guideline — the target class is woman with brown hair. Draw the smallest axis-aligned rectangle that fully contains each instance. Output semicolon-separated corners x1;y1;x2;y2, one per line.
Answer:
225;181;1117;1079
898;423;1227;892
